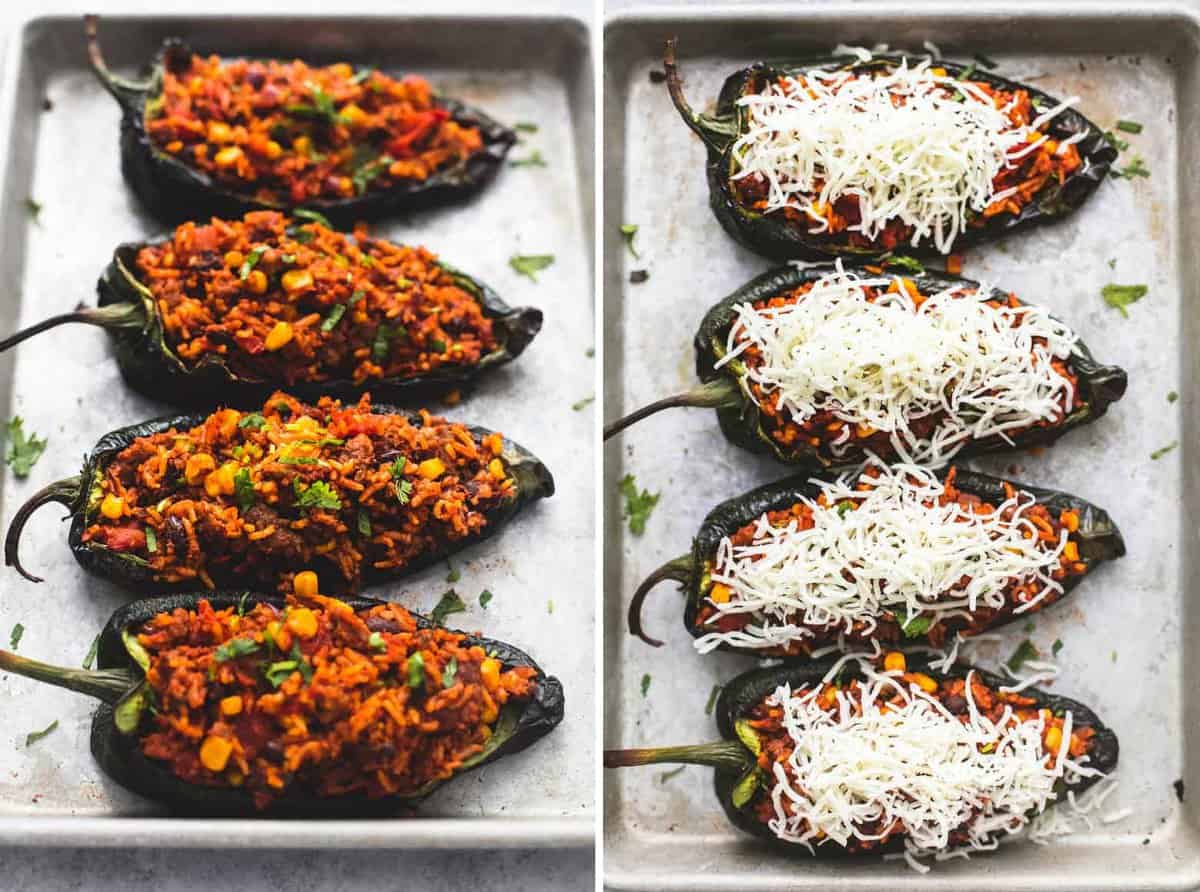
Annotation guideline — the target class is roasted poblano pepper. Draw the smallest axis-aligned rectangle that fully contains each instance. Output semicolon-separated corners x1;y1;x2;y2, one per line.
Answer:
629;466;1124;649
4;406;553;592
663;40;1117;260
0;591;564;816
0;236;541;407
85;16;515;225
604;658;1119;855
604;263;1128;467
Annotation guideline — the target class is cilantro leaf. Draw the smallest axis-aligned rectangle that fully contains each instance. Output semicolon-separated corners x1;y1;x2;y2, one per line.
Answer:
1151;441;1179;460
238;413;267;430
1104;131;1129;152
213;637;260;663
390;457;412;504
897;611;934;638
442;656;458;688
882;253;925;275
1052;639;1064;657
5;417;46;478
234;468;256;512
1005;639;1039;674
1168;391;1179;403
25;720;58;747
9;623;23;650
293;480;341;511
368;631;386;652
572;395;595;411
620;224;640;259
514;122;539;133
24;198;41;223
430;589;467;626
1102;283;1147;317
293;208;333;229
406;652;425;688
321;304;347;332
145;526;158;553
509;254;555;282
511;151;547;168
640;673;651;697
1115;119;1143;134
619;474;660;536
479;589;493;609
239;246;267;280
357;509;372;537
445;562;461;584
1112;157;1150;179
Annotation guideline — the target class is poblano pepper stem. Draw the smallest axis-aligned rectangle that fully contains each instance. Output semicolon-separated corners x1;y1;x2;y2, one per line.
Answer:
627;554;690;647
5;476;82;583
663;38;738;152
85;14;155;105
0;303;145;354
0;649;132;704
603;741;750;772
604;378;739;440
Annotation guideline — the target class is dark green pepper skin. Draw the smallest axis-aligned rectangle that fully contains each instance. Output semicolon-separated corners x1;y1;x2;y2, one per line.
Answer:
629;466;1124;650
604;658;1118;857
87;18;514;226
88;240;541;408
665;42;1117;260
1;591;563;817
692;263;1127;467
4;406;554;593
711;659;1119;854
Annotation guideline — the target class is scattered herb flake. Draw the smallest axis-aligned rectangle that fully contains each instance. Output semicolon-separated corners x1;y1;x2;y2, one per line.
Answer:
882;253;925;275
704;684;721;715
1116;119;1143;134
349;67;376;85
430;589;467;626
390;457;411;505
368;631;386;652
1169;391;1179;403
213;637;260;662
1113;157;1150;179
1104;131;1129;152
263;659;299;688
585;347;595;358
237;593;251;616
836;500;854;517
1102;283;1147;317
899;613;934;639
640;673;651;697
1006;639;1039;673
547;599;554;614
572;395;595;411
629;269;649;284
657;765;686;783
406;652;425;688
293;479;341;511
443;656;459;688
24;198;41;223
145;526;158;554
1151;441;1178;460
357;509;372;537
619;474;660;536
1108;257;1117;270
238;246;267;280
5;417;46;479
514;122;539;133
479;589;493;609
428;338;447;354
620;224;640;259
372;324;393;361
509;254;555;282
1052;639;1064;657
445;561;461;584
234;468;256;512
82;634;100;669
25;720;58;747
348;289;366;306
238;413;267;430
511;151;547;168
1111;649;1118;662
9;623;23;650
321;303;347;332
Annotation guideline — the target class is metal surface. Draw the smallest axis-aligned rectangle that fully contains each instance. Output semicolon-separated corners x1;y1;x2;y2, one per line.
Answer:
0;12;593;848
603;3;1200;888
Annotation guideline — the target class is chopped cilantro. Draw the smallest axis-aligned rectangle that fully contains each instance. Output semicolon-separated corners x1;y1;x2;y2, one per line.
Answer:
445;562;461;584
320;303;347;332
882;253;925;275
640;673;651;697
238;246;267;280
349;289;366;306
511;151;547;168
5;417;46;478
357;509;372;537
1112;157;1150;179
144;526;158;554
585;347;595;358
572;395;595;411
514;122;539;133
234;468;255;512
1005;639;1039;673
294;479;341;511
278;455;319;466
1168;391;1179;403
351;153;394;195
509;254;555;282
428;338;447;354
430;589;467;626
1151;441;1178;460
390;457;412;504
368;632;386;652
547;599;554;613
1102;283;1147;317
349;67;375;85
9;623;23;650
237;593;251;616
1052;639;1064;657
443;656;459;688
213;637;260;663
1104;131;1129;152
372;324;393;362
406;652;425;688
238;413;267;430
620;224;640;258
836;500;854;517
263;659;300;688
619;474;660;536
479;589;493;609
658;766;686;784
25;720;58;747
24;198;41;223
1115;119;1143;134
899;612;934;638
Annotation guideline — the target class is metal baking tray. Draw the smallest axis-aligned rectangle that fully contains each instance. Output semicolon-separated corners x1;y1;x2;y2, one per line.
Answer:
0;10;594;848
603;3;1199;887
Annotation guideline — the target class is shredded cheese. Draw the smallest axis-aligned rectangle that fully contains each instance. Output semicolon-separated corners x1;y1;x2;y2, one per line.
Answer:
765;660;1103;868
716;263;1079;465
730;58;1078;252
696;460;1068;654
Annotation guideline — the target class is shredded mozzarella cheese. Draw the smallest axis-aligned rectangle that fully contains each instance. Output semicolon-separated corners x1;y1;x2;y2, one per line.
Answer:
716;263;1079;465
765;661;1102;868
730;58;1078;252
695;460;1068;654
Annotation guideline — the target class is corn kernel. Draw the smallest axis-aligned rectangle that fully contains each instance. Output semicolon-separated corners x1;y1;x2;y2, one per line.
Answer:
263;139;283;160
293;570;319;598
286;607;319;639
709;583;732;604
264;322;294;351
480;658;501;692
99;493;124;520
340;103;367;126
224;250;244;268
245;269;268;294
487;458;506;481
1062;541;1080;563
883;651;906;673
220;695;243;716
293;135;313;157
207;121;233;143
204;462;237;497
214;145;243;167
185;452;216;485
417;457;445;479
199;735;234;772
910;673;938;693
281;269;313;293
1045;725;1063;753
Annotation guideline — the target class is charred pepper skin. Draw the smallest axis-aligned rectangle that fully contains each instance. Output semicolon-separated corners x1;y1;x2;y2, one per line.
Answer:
665;40;1118;261
4;407;554;594
627;467;1125;649
1;591;564;817
605;658;1119;857
86;17;515;226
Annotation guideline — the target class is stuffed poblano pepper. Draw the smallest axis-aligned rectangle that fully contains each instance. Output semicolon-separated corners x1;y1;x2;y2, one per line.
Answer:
5;391;553;594
0;583;563;815
664;40;1116;260
604;262;1127;468
605;652;1118;868
86;16;514;224
629;458;1123;650
0;211;540;407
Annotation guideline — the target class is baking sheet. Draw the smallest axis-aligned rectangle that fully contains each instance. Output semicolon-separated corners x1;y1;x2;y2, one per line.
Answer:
603;3;1200;887
0;12;594;847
